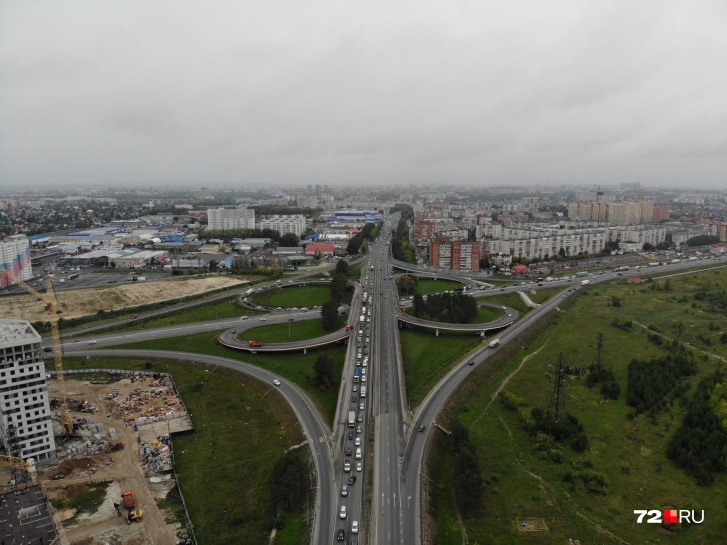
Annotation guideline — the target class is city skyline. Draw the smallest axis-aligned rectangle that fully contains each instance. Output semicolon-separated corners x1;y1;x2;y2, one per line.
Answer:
1;1;726;191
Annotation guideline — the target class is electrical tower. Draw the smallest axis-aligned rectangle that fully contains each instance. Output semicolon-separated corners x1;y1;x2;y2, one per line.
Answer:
547;353;567;422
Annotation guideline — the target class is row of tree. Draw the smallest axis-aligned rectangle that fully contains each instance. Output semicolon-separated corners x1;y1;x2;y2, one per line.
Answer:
347;222;377;255
449;421;484;517
320;259;352;331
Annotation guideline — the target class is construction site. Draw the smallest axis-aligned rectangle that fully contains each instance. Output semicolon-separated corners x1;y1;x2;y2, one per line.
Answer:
1;370;195;545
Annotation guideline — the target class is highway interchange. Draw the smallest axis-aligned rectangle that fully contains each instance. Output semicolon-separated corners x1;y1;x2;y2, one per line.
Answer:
47;224;727;545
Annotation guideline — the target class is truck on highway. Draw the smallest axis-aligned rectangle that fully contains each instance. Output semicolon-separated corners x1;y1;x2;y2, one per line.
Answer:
360;386;367;398
581;279;590;286
353;369;360;383
248;340;263;347
348;410;356;428
488;338;500;348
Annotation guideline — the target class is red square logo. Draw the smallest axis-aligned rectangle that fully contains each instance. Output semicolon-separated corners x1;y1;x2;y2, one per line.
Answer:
663;510;678;524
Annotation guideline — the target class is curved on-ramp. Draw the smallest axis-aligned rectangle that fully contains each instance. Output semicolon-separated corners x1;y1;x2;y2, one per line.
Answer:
218;326;352;352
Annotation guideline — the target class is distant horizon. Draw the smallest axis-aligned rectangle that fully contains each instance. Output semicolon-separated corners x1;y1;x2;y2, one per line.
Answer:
1;180;726;195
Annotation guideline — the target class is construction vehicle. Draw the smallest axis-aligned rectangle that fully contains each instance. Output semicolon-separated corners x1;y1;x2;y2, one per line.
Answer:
5;272;74;436
127;509;144;524
248;340;263;347
121;490;136;509
107;440;124;452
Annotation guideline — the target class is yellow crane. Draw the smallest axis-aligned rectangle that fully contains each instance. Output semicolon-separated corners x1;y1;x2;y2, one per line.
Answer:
0;454;36;483
7;272;74;436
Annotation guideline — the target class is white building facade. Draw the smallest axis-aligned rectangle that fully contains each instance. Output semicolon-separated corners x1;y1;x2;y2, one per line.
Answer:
257;215;306;237
207;206;256;230
0;320;56;461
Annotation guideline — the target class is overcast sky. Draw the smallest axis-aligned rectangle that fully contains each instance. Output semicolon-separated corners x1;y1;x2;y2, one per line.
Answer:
1;1;726;191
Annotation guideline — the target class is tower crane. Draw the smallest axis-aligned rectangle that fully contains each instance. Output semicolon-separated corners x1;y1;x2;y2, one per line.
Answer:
6;272;74;436
0;454;37;485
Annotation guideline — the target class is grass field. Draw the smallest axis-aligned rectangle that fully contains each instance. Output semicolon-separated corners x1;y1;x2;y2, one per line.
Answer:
414;279;464;295
400;328;482;408
428;270;727;545
109;331;346;423
403;305;503;325
62;357;307;545
116;296;262;331
239;316;345;343
253;285;344;308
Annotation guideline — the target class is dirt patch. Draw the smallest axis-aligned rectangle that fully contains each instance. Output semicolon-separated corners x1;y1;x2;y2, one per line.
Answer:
2;276;246;321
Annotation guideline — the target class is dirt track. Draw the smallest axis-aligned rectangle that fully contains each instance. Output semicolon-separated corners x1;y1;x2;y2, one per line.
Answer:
2;276;245;322
41;381;180;545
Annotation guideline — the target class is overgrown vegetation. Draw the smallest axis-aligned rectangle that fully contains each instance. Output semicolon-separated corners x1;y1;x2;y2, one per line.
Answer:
450;421;483;517
668;370;727;485
269;448;312;513
627;353;697;414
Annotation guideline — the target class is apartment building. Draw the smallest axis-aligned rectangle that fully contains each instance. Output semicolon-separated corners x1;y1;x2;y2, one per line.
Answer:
0;320;56;461
1;235;32;288
207;206;256;230
429;240;481;271
257;215;306;237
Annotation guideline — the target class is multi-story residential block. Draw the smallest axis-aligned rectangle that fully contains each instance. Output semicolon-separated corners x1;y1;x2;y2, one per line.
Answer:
257;215;306;237
0;320;56;461
207;206;256;230
429;240;481;271
0;235;32;288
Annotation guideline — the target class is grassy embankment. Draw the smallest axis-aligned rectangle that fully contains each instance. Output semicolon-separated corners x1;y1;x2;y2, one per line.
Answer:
62;357;308;545
400;329;482;409
253;285;350;308
239;317;346;343
428;270;727;545
414;279;464;295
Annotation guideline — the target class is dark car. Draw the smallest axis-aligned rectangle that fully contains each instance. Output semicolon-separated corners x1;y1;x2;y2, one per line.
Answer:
418;425;426;432
345;447;352;457
351;395;357;403
337;528;345;542
348;431;354;440
348;475;356;485
468;360;475;366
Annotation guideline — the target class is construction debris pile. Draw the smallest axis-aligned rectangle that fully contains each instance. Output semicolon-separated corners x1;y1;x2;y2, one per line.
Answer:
115;378;188;427
140;435;174;475
58;418;124;460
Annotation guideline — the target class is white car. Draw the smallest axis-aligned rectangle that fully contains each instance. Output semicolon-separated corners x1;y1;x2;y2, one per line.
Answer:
351;520;359;534
239;316;248;320
88;340;97;345
355;437;361;446
340;506;347;519
260;317;268;321
356;462;363;472
272;379;281;386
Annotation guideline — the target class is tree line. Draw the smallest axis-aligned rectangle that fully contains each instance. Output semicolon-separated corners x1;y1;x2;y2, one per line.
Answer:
411;292;478;324
667;370;727;485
